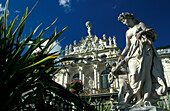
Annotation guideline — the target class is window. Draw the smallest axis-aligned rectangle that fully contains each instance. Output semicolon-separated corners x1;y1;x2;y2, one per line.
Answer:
101;70;110;89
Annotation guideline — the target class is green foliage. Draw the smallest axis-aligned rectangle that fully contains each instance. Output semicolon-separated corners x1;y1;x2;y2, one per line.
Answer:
87;95;114;111
0;0;90;110
166;92;170;110
95;95;113;111
157;92;170;111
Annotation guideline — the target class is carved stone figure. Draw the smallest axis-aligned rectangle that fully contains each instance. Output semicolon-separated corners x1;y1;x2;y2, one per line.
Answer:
103;34;106;40
94;35;99;42
111;12;167;107
109;36;112;46
65;45;68;55
113;36;117;47
69;44;72;53
74;40;77;45
85;21;92;37
106;61;128;104
88;76;93;89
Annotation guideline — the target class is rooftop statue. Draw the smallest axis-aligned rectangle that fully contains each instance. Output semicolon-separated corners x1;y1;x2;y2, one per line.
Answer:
113;36;117;47
85;21;92;37
108;12;167;108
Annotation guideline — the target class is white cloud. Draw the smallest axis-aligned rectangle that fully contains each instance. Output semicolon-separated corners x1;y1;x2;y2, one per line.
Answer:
0;3;9;14
29;39;62;54
14;10;20;13
59;0;71;8
59;0;72;13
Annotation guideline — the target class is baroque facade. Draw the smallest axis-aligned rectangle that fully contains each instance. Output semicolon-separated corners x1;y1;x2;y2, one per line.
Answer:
157;46;170;87
55;21;120;94
54;21;170;94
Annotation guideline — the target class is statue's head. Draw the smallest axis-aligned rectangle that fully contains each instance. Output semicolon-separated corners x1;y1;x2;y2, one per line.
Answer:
118;12;134;23
85;21;92;28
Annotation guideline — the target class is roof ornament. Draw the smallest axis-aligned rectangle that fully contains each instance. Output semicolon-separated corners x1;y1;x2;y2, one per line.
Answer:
85;21;92;37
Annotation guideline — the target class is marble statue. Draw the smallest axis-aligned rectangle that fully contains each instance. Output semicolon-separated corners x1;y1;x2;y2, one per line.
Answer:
69;44;72;53
109;36;112;46
106;61;130;109
109;12;167;108
88;76;94;89
85;21;92;37
103;34;107;40
113;36;117;47
65;45;68;55
74;40;77;45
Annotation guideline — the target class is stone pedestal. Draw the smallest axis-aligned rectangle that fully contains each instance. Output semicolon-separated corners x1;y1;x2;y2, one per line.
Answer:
121;106;163;111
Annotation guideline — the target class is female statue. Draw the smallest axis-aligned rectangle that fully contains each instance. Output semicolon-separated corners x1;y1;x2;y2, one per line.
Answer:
117;12;167;106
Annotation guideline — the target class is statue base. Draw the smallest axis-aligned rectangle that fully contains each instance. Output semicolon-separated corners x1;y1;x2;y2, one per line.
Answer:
121;106;163;111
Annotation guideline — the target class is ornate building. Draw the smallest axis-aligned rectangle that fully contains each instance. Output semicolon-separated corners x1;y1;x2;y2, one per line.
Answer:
55;21;120;94
157;45;170;87
54;21;170;94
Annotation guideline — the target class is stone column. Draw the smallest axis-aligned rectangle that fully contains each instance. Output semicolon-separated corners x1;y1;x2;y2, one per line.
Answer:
93;64;98;94
82;73;85;89
78;66;83;81
78;66;85;89
97;72;100;89
64;68;69;87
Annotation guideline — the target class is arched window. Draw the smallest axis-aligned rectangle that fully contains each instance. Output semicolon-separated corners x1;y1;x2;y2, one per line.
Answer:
101;70;110;89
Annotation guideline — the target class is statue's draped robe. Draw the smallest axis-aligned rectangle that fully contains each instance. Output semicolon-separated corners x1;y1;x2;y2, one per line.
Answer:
126;27;167;104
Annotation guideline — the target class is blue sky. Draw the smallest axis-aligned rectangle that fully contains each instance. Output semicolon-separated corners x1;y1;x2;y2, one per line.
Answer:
0;0;170;52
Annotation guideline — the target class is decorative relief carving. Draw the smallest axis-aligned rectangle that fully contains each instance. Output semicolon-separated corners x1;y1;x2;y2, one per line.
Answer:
74;36;107;53
67;21;119;55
